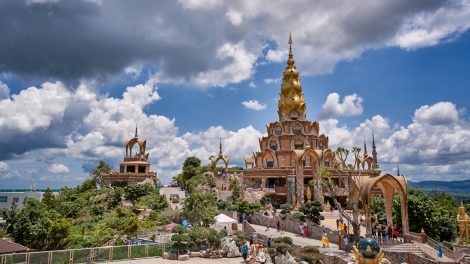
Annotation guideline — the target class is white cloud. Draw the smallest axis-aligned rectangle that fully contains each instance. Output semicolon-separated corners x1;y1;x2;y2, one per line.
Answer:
321;101;470;181
248;81;256;88
48;163;70;174
0;82;9;99
178;0;223;10
0;82;71;133
226;9;243;25
413;102;459;125
264;78;280;85
266;49;288;63
0;161;9;171
320;93;364;119
241;100;267;111
124;64;143;77
191;42;257;87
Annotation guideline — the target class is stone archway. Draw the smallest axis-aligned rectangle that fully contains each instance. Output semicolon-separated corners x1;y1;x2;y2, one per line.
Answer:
360;174;409;235
210;155;229;175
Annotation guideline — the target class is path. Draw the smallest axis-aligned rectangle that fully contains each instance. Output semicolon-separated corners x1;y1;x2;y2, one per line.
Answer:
250;224;355;263
159;187;185;209
113;257;244;264
321;210;367;236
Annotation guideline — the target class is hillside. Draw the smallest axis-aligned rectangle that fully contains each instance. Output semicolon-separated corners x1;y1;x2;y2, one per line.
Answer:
409;179;470;201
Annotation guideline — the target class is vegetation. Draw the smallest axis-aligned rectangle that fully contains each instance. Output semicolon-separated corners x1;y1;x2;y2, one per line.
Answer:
2;161;168;250
230;178;241;201
182;191;218;227
300;200;324;225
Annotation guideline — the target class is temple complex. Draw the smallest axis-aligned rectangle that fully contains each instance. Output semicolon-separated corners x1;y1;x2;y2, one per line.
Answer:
101;127;160;187
243;35;409;234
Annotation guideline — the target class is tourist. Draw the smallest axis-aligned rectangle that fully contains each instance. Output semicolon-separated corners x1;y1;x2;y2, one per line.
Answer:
267;236;273;248
382;227;387;243
321;231;329;248
336;218;340;230
388;225;393;240
280;223;285;234
344;223;348;234
241;243;249;262
303;222;308;237
249;237;254;245
299;223;303;236
343;235;349;254
276;220;280;232
372;225;377;239
265;224;270;232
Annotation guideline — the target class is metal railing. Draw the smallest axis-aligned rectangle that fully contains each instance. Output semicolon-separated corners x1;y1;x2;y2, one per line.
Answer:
407;231;454;259
0;243;167;264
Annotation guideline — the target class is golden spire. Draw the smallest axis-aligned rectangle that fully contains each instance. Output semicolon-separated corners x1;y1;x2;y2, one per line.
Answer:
278;34;306;121
135;125;138;138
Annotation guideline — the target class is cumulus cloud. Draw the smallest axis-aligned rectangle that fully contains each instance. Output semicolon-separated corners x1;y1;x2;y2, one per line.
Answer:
1;0;469;86
241;100;267;111
48;163;70;174
0;161;9;171
0;82;9;99
264;78;280;85
320;101;470;181
320;93;364;119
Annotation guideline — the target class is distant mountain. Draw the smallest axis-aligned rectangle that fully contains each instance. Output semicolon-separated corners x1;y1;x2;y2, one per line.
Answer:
408;179;470;201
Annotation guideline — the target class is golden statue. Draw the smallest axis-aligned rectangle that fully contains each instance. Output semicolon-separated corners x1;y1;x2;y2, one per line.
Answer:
352;238;384;264
278;34;306;121
457;201;469;244
306;186;312;201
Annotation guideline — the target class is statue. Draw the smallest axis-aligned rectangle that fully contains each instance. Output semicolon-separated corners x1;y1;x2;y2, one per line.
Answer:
458;201;469;244
352;238;384;264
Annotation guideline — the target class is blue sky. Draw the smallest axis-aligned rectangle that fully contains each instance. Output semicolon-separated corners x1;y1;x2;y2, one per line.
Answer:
1;0;470;187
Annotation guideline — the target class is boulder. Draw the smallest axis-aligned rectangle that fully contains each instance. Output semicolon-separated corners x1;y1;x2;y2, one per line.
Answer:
221;237;241;257
275;251;297;264
178;254;190;261
163;252;177;260
189;251;203;258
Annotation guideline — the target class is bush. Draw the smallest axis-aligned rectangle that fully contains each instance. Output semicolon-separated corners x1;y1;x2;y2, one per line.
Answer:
273;242;290;254
260;196;271;206
171;225;187;234
208;229;222;249
171;234;189;255
274;236;293;245
292;211;306;222
234;233;248;247
125;184;154;200
301;246;319;254
188;227;210;250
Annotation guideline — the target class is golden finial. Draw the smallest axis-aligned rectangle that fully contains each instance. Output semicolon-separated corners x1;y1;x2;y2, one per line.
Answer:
278;34;306;121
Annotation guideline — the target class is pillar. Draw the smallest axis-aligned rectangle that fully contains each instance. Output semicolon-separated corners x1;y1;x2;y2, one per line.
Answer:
384;194;394;226
286;175;296;207
261;178;267;188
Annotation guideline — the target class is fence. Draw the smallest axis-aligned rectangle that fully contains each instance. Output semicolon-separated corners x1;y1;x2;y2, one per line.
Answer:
0;243;167;264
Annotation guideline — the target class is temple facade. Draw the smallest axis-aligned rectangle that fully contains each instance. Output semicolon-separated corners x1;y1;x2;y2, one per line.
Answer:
101;127;160;187
243;35;408;234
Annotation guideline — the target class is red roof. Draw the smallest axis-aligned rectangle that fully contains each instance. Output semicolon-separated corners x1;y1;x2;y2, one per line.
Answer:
0;239;30;254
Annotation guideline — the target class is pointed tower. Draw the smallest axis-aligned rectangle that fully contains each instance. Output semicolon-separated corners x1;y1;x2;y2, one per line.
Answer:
219;138;223;156
278;34;306;122
135;125;138;138
397;165;400;176
372;132;380;169
363;140;368;157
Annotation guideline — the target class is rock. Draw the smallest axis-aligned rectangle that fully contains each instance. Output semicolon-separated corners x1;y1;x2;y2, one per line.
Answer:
163;252;177;260
275;251;297;264
189;252;203;258
265;252;272;264
178;254;190;261
221;237;241;257
380;258;391;264
299;261;309;264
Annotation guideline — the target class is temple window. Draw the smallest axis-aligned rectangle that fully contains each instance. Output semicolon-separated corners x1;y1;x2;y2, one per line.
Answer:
138;166;146;173
294;139;304;149
269;141;278;151
266;156;274;168
324;161;330;167
126;166;136;173
120;166;124;173
292;125;303;135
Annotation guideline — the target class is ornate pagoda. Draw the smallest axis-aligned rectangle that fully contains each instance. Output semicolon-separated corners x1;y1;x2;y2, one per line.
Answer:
101;127;159;187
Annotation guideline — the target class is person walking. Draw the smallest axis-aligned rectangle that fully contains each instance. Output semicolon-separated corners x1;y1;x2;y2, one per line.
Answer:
343;235;349;254
267;235;273;248
276;220;280;232
280;223;285;234
299;223;304;236
303;222;308;237
336;218;340;230
241;243;249;262
322;231;329;248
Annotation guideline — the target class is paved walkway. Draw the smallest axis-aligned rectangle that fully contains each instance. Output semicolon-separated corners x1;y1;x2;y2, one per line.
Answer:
250;224;355;263
321;210;367;236
112;257;244;264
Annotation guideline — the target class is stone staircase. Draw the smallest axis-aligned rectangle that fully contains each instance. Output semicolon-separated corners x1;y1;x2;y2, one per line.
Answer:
382;243;428;258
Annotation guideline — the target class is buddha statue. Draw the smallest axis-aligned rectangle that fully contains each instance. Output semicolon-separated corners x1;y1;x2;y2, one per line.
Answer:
458;201;469;244
352;238;384;264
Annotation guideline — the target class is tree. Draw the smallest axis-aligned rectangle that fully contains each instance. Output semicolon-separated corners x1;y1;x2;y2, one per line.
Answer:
230;178;241;201
137;190;168;211
300;201;324;225
260;196;271;206
171;234;190;255
123;215;139;238
48;218;71;249
188;227;210;250
182;191;218;226
235;201;262;216
42;188;56;209
125;184;154;200
92;161;112;187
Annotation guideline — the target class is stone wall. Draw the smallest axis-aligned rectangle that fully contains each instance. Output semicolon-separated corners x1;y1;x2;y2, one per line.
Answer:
247;212;342;245
384;251;439;264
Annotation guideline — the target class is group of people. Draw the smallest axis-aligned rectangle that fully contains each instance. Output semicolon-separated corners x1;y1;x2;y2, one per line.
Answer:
371;224;401;243
298;222;309;237
275;220;285;234
241;240;270;264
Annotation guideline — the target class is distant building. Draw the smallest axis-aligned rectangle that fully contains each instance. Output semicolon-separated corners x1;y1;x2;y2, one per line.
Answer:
101;127;160;187
0;189;59;210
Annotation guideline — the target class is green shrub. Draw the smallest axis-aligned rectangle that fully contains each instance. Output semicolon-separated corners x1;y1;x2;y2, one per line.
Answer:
274;236;293;245
171;234;189;255
260;196;271;206
273;242;290;254
171;225;187;234
292;211;306;222
301;246;319;254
